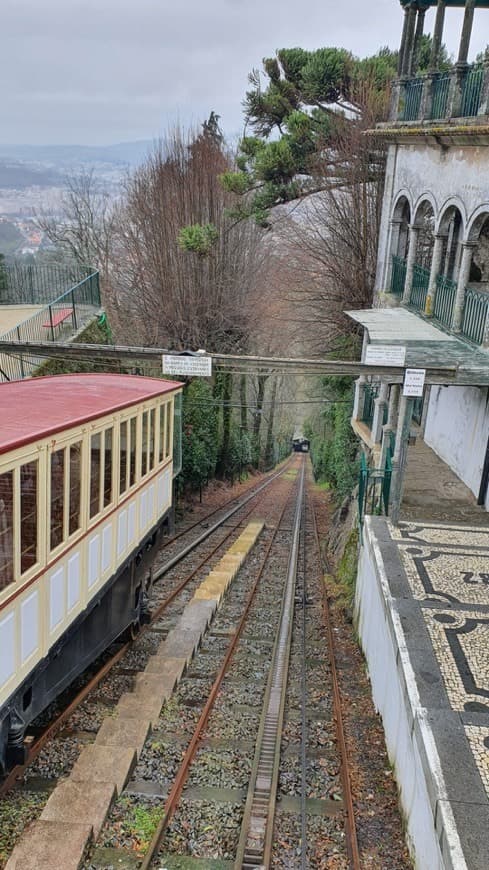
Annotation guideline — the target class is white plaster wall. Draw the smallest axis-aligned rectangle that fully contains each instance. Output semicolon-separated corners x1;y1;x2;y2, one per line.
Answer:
424;385;489;507
355;519;467;870
375;144;399;295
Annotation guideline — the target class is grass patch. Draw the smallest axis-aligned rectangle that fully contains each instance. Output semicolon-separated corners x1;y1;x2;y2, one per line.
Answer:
334;527;359;609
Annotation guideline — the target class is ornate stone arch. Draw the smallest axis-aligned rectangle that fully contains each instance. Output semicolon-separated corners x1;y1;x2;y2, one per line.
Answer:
436;200;465;282
413;196;436;270
466;205;489;287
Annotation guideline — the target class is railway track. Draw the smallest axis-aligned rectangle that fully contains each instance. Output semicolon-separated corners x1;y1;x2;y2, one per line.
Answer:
1;456;361;870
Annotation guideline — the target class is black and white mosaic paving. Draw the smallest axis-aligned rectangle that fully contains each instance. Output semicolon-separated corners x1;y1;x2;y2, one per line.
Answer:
387;520;489;804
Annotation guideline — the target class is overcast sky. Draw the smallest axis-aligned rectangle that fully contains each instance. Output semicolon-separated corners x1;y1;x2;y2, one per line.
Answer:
2;0;486;146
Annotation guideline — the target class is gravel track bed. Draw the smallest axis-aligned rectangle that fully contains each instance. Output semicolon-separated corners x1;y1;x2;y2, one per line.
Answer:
65;699;113;733
282;715;335;748
272;811;348;869
157;697;202;734
204;704;260;741
0;790;50;869
157;798;243;861
134;736;185;785
216;679;266;708
186;745;252;789
279;752;341;799
23;734;89;781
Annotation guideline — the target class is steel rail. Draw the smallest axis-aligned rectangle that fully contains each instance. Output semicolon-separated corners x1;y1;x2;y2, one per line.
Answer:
138;461;302;870
0;462;293;796
300;490;308;870
310;484;361;870
153;463;291;581
236;460;305;868
158;460;292;553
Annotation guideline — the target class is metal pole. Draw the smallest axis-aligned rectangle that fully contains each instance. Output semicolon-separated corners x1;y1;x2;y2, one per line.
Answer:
457;0;476;66
389;395;414;525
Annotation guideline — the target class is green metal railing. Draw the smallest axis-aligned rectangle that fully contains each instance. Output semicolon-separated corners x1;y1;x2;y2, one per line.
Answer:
0;262;93;305
430;72;451;119
358;453;392;529
433;273;457;328
460;67;484;118
361;384;378;429
460;287;489;345
390;254;407;296
410;263;430;311
0;272;101;382
401;77;423;121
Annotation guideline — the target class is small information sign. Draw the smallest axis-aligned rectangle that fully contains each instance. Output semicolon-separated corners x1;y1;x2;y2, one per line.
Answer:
365;344;406;366
403;368;426;397
162;354;212;377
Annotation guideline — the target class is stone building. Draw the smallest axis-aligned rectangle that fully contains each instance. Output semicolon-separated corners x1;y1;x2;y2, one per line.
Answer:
350;0;489;521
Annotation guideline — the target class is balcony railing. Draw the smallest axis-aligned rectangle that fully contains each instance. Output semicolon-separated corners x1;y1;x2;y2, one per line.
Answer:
430;72;451;120
433;274;457;328
390;254;407;296
391;64;488;124
410;263;430;311
401;78;423;121
460;287;489;345
460;67;485;118
0;271;101;382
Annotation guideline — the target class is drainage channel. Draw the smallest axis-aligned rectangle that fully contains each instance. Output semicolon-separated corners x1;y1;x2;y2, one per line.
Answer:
236;460;305;868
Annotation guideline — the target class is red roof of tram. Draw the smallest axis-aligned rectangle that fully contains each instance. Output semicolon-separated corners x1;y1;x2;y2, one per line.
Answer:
0;373;182;455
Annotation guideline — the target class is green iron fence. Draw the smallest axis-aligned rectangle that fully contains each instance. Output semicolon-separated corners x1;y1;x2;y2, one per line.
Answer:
410;263;430;312
433;273;457;328
400;77;423;121
0;271;101;382
361;384;378;430
358;453;392;530
430;72;451;119
460;287;489;345
0;262;93;305
390;254;407;296
460;67;484;118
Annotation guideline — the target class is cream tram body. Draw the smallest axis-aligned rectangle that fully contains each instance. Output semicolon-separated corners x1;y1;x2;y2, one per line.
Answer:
0;373;182;771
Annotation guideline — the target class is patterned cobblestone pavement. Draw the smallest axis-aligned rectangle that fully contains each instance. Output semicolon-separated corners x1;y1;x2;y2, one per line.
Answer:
391;521;489;802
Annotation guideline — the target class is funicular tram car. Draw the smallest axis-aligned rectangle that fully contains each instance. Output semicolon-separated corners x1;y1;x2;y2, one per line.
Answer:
0;373;182;772
292;435;310;453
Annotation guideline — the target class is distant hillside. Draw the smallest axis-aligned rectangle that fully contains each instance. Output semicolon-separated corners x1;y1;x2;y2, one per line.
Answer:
0;141;154;167
0;161;62;189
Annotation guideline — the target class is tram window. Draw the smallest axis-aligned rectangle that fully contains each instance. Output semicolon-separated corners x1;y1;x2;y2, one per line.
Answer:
50;449;65;550
90;433;101;519
20;460;38;574
0;470;14;591
149;408;155;470
104;428;113;507
120;420;128;495
129;417;137;486
142;411;149;477
69;442;81;535
159;403;166;462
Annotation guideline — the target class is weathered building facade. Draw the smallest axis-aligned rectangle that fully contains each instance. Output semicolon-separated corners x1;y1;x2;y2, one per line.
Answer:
351;0;489;518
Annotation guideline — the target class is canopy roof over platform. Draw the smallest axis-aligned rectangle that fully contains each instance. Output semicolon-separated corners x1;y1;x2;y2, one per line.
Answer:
347;307;489;386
